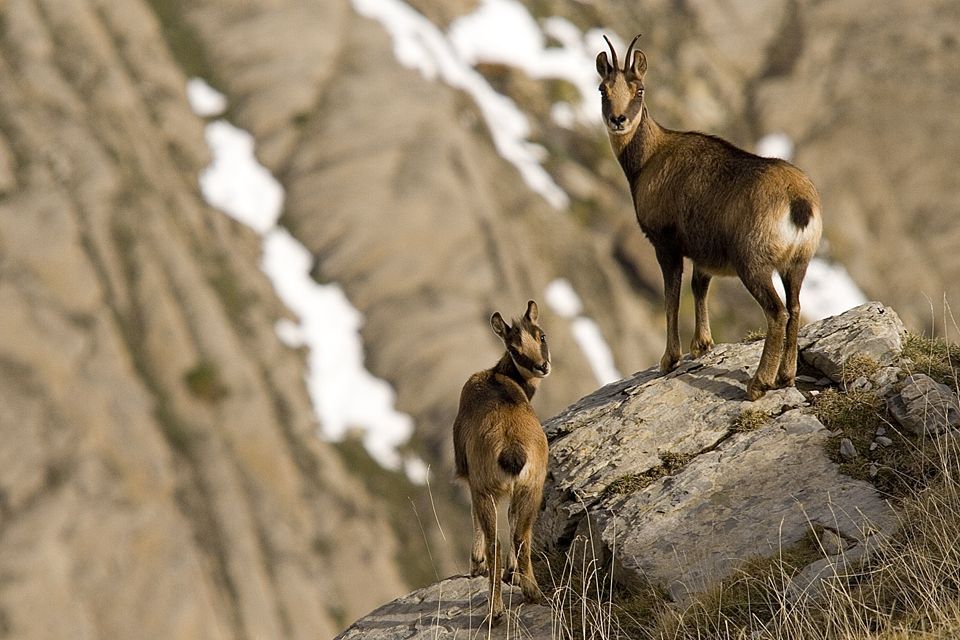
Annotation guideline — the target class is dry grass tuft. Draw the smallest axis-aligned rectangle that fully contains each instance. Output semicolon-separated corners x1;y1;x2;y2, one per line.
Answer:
605;451;694;495
901;333;960;386
732;408;771;433
840;353;881;383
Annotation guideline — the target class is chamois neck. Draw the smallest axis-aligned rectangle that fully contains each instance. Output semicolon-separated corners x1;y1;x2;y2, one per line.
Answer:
493;353;539;401
612;107;664;179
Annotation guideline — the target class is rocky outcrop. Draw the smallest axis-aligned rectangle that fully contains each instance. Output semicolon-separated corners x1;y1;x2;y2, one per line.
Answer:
335;575;553;640
888;374;960;436
341;303;913;636
538;303;904;601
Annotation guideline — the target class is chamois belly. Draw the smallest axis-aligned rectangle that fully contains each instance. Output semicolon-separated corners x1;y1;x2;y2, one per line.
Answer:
677;225;738;276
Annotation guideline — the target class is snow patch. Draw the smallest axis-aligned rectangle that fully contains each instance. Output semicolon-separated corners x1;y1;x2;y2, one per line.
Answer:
186;77;227;118
350;0;569;209
545;278;621;385
772;259;868;322
756;132;795;161
199;121;283;234
190;82;427;483
544;278;583;317
261;229;415;471
448;2;611;124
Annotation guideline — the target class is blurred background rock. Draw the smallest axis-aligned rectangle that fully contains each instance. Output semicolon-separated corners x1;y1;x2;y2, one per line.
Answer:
0;0;956;638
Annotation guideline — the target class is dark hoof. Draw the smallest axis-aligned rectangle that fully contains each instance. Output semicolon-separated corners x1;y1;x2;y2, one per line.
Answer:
774;374;796;389
690;340;714;358
660;353;681;373
746;380;768;401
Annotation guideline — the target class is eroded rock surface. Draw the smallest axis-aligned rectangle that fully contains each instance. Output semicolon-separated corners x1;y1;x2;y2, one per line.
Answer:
340;304;912;636
335;576;553;640
0;1;410;637
538;303;904;601
888;374;960;436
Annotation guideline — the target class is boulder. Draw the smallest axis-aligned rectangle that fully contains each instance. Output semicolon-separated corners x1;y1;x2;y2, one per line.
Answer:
799;302;905;382
888;374;960;436
539;304;900;602
334;576;553;640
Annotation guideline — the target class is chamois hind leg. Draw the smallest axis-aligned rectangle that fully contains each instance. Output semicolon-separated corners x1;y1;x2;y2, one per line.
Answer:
470;511;488;577
656;248;684;372
776;262;808;388
741;270;789;401
502;496;521;585
509;484;546;604
473;491;504;622
690;266;714;358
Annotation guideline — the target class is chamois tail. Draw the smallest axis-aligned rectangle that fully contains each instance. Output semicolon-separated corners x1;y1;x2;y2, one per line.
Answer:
789;197;813;229
497;444;527;476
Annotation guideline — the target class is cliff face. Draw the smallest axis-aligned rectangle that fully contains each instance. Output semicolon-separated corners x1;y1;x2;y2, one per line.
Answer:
0;1;407;637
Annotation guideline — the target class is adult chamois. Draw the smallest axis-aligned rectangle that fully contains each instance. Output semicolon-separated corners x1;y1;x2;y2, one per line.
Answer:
597;34;822;400
453;300;549;622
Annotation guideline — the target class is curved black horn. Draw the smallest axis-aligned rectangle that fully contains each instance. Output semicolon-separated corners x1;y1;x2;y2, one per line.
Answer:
602;35;618;71
623;33;642;71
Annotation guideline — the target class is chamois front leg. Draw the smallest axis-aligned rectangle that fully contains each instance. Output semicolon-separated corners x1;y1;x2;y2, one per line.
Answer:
657;248;684;372
690;266;714;357
742;270;789;400
776;263;807;388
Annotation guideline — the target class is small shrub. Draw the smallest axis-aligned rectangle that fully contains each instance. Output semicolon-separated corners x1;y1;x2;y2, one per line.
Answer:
742;328;766;343
732;408;771;433
814;387;884;434
840;353;881;383
606;451;693;495
183;360;228;403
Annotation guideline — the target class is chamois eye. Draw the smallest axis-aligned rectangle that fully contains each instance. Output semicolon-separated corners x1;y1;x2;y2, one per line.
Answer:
539;333;547;343
636;88;644;97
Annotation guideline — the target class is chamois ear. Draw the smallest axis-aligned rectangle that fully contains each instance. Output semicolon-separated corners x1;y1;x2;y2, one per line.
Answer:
491;312;509;338
630;49;647;78
525;300;539;323
596;51;612;77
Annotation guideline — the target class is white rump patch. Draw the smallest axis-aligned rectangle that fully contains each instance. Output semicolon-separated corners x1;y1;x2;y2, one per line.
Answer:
777;203;819;248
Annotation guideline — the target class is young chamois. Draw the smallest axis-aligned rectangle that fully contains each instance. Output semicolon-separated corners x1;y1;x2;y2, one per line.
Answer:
453;300;549;622
597;35;822;400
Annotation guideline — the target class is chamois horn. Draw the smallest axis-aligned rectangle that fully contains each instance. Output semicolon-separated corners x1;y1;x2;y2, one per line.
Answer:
602;35;618;71
623;33;642;71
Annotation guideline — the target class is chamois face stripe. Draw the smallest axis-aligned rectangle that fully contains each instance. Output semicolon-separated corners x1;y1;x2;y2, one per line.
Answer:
600;72;645;134
508;319;550;376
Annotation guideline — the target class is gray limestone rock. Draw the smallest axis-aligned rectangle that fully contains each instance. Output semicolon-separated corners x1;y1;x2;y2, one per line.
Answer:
535;305;897;602
840;438;859;460
887;374;960;436
334;576;553;640
799;303;905;383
